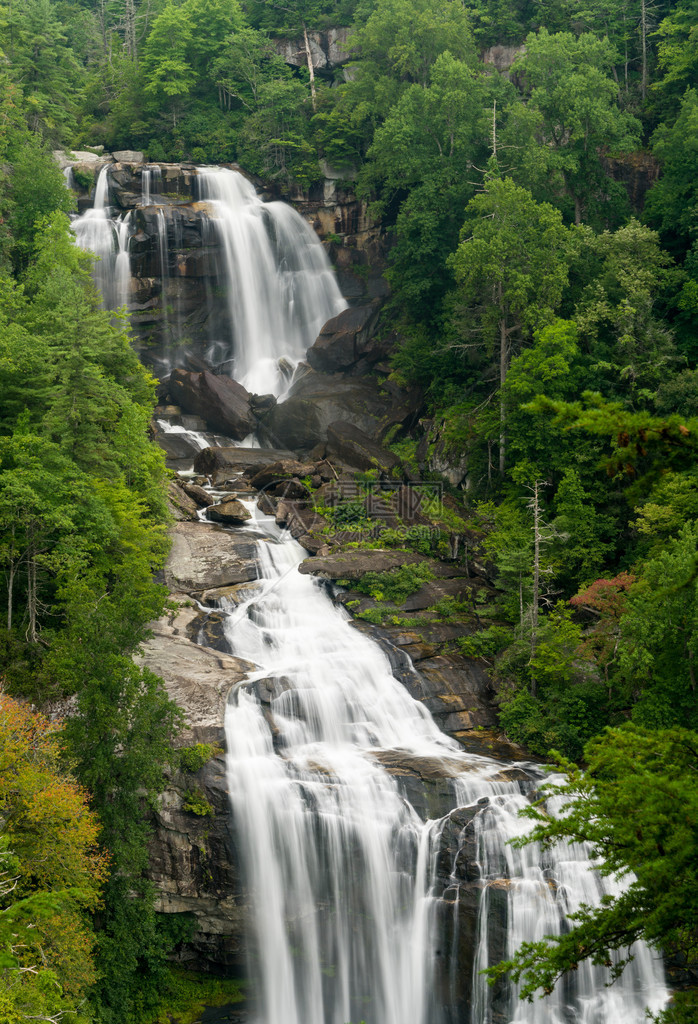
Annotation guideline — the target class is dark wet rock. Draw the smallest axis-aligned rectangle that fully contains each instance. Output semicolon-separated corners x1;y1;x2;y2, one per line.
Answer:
194;446;297;481
246;459;315;490
258;369;423;452
325;420;403;475
168;370;256;440
250;393;277;414
167;479;201;521
181;481;214;507
207;499;252;525
257;492;277;516
274;500;331;555
154;426;203;468
307;302;382;373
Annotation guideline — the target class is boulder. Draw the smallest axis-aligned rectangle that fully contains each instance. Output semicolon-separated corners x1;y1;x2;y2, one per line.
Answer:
137;618;254;747
246;459;315;490
181;481;213;507
259;369;423;451
112;149;144;163
307;302;381;373
326;421;402;475
166;479;200;521
168;369;256;440
193;446;297;480
300;549;428;581
206;499;252;525
274;500;331;555
165;522;259;593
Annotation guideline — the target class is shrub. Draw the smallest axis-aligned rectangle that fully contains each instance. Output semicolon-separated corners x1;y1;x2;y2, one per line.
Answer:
353;562;435;603
178;743;222;773
182;789;215;817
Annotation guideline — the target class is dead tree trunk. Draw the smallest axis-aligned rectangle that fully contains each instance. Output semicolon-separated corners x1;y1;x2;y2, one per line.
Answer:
303;24;317;112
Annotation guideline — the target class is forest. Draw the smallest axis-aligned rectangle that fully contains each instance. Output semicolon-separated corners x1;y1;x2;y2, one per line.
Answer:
0;0;697;1021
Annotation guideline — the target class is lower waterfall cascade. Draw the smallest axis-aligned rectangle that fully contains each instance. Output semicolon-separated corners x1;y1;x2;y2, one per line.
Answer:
212;505;668;1024
67;154;671;1023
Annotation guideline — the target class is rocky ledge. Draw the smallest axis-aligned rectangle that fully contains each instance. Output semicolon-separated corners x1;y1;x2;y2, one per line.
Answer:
137;587;255;973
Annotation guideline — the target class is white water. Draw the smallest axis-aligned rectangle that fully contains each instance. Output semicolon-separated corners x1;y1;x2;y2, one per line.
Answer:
142;164;162;206
196;167;346;396
155;419;210;452
72;165;132;309
214;507;668;1024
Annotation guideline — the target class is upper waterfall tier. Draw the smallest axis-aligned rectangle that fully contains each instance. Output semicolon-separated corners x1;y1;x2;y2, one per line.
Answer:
195;168;346;396
70;163;347;395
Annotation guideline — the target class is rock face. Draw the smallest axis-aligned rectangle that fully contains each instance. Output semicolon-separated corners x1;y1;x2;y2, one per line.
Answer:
601;149;661;212
482;43;525;74
193;446;297;484
301;548;428;581
168;370;257;439
273;28;352;73
326;420;403;475
258;368;423;451
138;602;256;973
307;302;383;373
60;155;387;376
165;522;259;593
207;499;252;525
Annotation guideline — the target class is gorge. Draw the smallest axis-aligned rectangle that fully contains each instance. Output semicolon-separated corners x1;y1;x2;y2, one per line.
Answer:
69;156;669;1024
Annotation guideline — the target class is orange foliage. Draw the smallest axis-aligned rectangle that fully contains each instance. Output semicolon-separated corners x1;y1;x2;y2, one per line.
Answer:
570;574;636;682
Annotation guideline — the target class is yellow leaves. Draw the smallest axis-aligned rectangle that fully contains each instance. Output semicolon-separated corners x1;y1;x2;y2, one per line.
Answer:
0;693;106;1015
0;692;108;903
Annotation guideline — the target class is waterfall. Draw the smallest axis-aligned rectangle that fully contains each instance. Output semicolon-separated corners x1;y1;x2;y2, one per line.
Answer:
154;208;171;340
72;165;132;310
212;507;669;1024
142;164;162;206
70;163;345;392
195;167;346;396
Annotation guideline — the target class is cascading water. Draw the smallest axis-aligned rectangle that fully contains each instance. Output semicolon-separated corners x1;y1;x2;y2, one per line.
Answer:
212;508;668;1024
78;155;669;1021
142;164;162;206
154;208;171;339
72;165;132;310
196;167;347;396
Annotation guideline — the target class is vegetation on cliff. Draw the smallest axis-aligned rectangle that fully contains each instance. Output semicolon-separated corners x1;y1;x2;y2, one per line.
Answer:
0;103;180;1021
0;0;697;1019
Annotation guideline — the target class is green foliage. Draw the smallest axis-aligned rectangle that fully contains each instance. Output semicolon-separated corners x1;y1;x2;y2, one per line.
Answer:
0;175;178;1024
352;561;435;602
645;87;698;259
7;138;73;273
0;695;106;1022
142;967;244;1024
507;29;641;224
351;0;475;87
457;624;512;660
617;522;698;729
178;743;223;773
495;604;608;760
182;788;215;817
